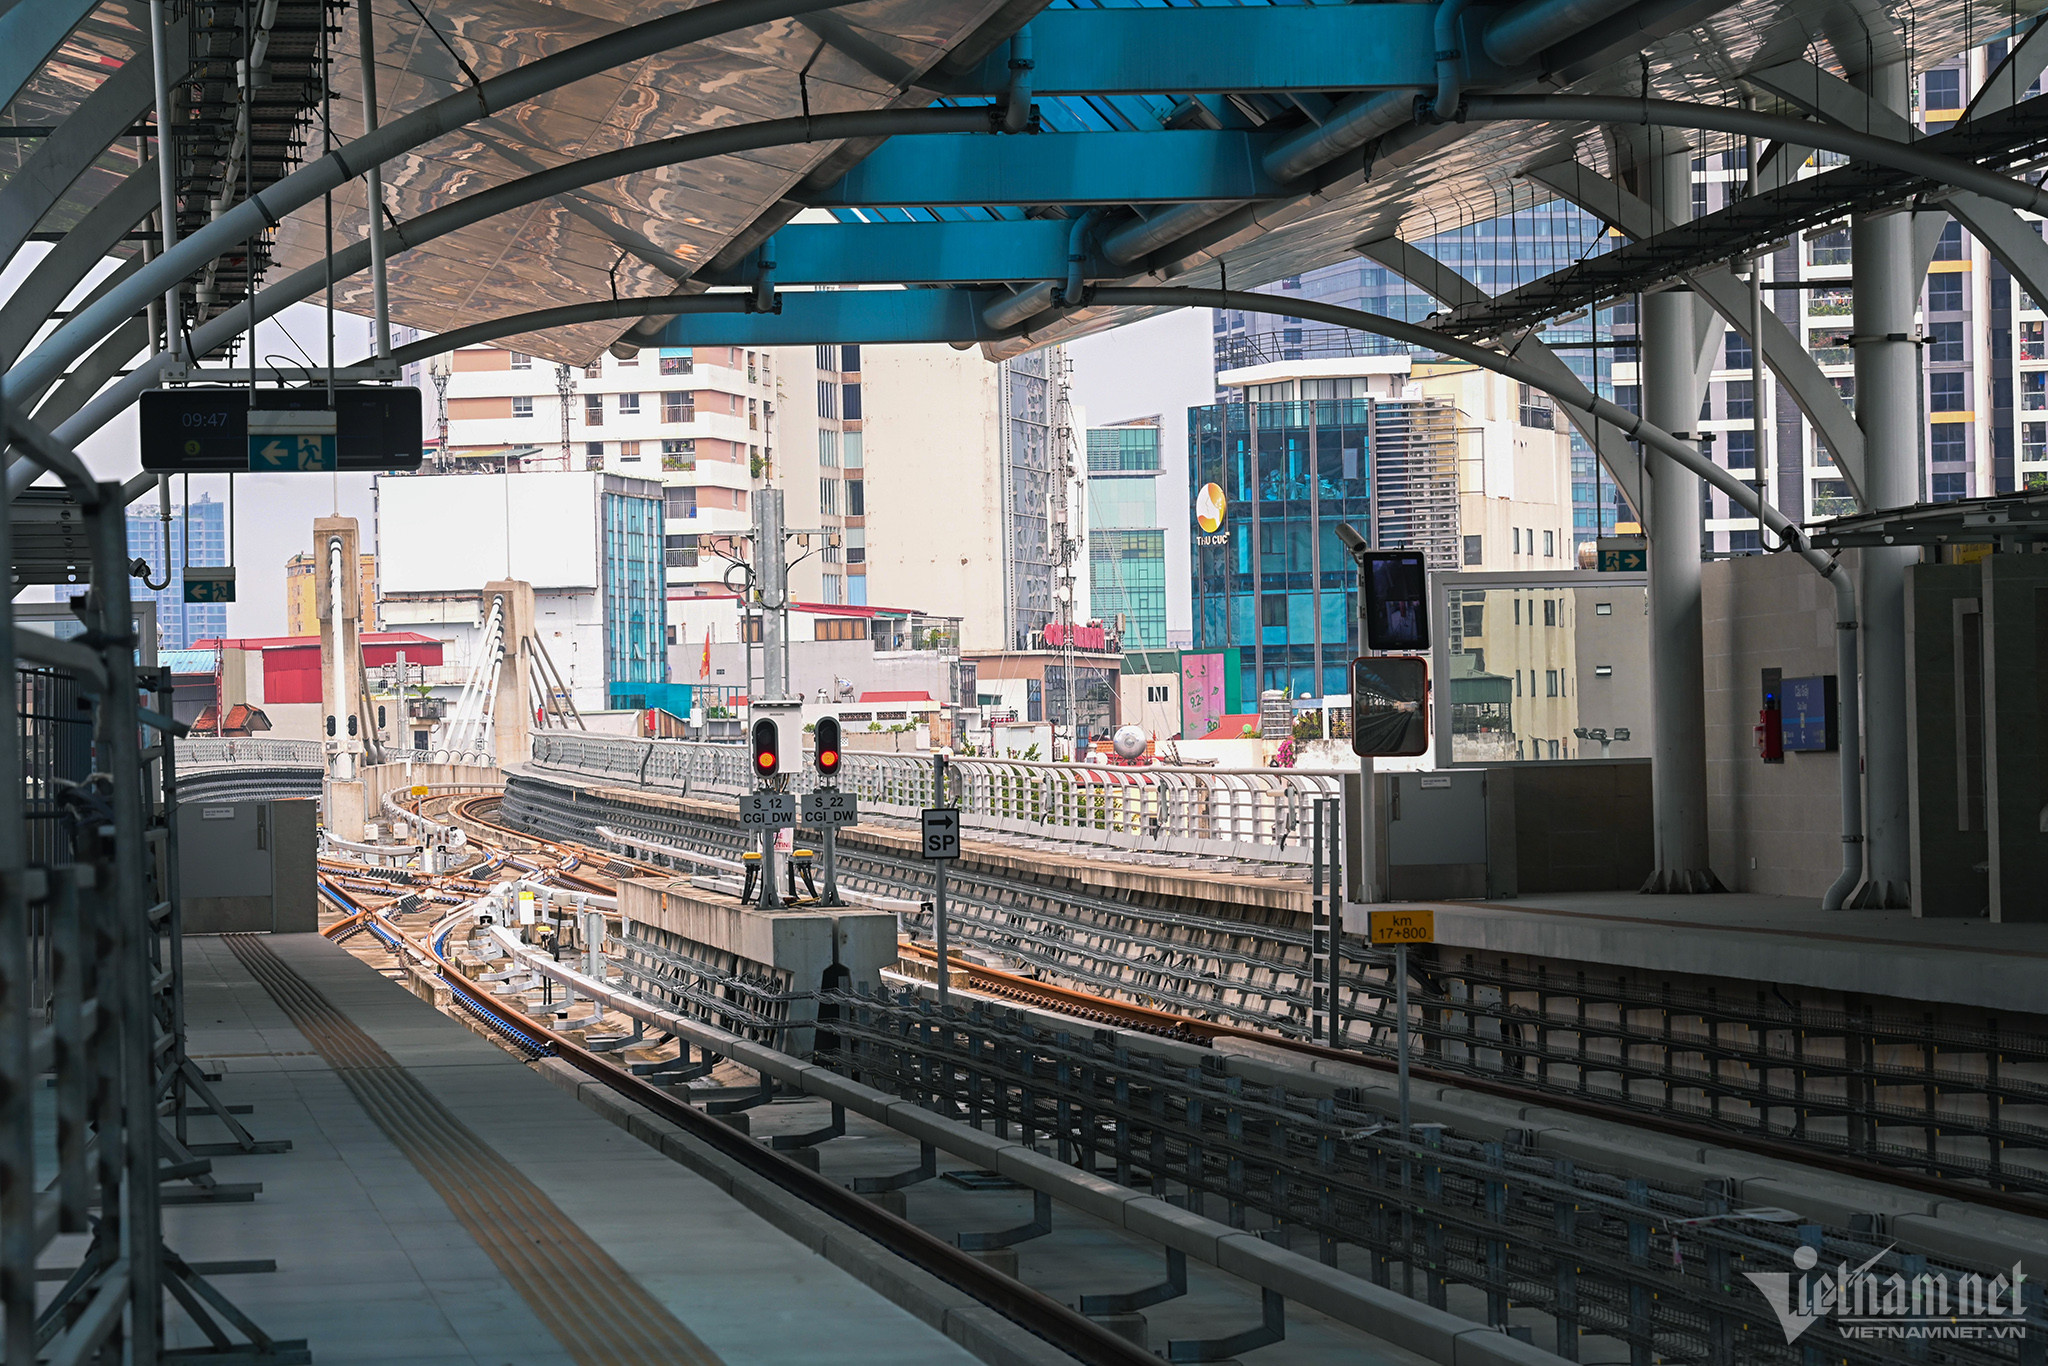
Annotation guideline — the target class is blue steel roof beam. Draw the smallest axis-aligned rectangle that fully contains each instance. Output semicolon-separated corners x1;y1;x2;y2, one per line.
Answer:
700;219;1080;286
932;7;1459;96
601;0;1052;359
805;129;1287;207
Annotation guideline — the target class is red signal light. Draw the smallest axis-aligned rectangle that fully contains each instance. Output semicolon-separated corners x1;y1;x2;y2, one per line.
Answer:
814;716;843;777
751;718;779;777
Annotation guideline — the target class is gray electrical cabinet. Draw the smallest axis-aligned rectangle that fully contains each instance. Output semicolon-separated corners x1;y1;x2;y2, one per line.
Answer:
179;799;318;934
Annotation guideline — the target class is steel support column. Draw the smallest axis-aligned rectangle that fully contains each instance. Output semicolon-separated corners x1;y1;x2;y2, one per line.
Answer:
1639;137;1719;892
1850;62;1916;909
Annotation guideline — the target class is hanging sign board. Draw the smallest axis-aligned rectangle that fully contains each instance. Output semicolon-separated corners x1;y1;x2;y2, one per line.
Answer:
140;387;424;473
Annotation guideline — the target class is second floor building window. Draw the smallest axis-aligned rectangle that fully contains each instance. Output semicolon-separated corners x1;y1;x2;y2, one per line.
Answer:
584;395;603;425
618;392;642;416
511;396;533;418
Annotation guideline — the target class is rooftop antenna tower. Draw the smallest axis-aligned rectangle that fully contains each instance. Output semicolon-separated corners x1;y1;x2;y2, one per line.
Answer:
1050;345;1079;758
556;362;576;470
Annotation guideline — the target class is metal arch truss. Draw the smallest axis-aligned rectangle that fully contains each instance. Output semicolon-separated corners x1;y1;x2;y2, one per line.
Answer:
11;0;2048;475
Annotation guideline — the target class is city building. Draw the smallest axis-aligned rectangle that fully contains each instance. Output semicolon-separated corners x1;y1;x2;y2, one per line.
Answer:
665;591;963;714
1085;419;1168;649
374;470;667;712
1188;359;1460;700
1212;202;1628;563
826;344;1061;651
1404;362;1577;572
127;494;227;651
284;550;377;635
398;333;773;593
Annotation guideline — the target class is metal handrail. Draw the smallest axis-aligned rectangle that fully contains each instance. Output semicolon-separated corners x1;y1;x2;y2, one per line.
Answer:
530;733;1337;864
176;739;498;770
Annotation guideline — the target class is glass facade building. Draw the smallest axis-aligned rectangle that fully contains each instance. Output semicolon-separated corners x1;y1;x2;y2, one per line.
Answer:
1190;398;1378;701
127;494;227;650
1212;203;1631;561
599;485;668;709
1085;423;1167;649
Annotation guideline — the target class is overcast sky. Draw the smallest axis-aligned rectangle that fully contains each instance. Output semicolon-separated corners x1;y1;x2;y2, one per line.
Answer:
1067;307;1214;637
11;241;1215;641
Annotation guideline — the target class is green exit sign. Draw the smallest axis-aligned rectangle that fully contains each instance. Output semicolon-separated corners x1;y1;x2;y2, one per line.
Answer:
1596;538;1647;573
184;568;237;603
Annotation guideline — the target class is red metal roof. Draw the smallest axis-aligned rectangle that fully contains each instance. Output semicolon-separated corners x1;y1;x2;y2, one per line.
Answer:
195;631;442;650
1200;713;1262;739
857;691;934;703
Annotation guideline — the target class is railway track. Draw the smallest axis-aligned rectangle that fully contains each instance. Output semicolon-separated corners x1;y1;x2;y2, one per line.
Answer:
312;872;1155;1366
436;788;2048;1222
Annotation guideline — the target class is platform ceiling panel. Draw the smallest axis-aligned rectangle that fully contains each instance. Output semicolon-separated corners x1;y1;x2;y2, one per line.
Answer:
267;0;1010;365
0;2;149;247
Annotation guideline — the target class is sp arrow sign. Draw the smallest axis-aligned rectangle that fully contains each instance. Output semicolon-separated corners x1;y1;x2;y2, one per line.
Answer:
920;807;960;860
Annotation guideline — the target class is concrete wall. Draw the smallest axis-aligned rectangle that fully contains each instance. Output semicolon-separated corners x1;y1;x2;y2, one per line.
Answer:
1982;553;2048;921
1701;554;1842;897
1498;761;1653;893
859;347;1008;649
1903;562;1987;917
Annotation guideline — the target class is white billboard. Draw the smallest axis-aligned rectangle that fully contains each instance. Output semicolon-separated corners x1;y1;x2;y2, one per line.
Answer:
378;472;602;594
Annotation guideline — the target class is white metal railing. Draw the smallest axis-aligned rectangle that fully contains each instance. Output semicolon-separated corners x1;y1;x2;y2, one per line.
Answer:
529;733;1340;865
176;739;497;771
177;737;325;769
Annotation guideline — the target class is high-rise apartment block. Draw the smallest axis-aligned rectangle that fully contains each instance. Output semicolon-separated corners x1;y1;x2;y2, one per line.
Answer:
1085;420;1167;649
285;551;376;635
127;494;227;650
400;335;774;593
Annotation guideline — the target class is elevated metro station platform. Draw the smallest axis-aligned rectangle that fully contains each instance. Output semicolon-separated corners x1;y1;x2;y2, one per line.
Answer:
508;763;2044;1015
1362;892;2048;1015
148;933;989;1366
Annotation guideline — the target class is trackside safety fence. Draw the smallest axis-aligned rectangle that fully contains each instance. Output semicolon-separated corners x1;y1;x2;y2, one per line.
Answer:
530;733;1339;866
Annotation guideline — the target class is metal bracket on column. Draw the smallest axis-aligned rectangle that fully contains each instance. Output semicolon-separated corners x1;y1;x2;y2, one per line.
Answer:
1080;1246;1188;1313
850;1141;936;1193
957;1188;1052;1250
585;1017;648;1052
770;1101;846;1150
1166;1287;1285;1363
629;1042;713;1082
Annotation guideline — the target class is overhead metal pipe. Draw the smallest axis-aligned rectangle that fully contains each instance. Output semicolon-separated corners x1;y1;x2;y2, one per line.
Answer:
1431;0;1475;120
1064;207;1099;300
355;0;390;359
146;0;184;358
6;0;872;407
983;281;1058;331
1002;25;1034;135
1086;286;1864;901
1480;0;1641;66
981;210;1103;331
1458;96;2048;216
1100;201;1236;267
1259;89;1422;186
